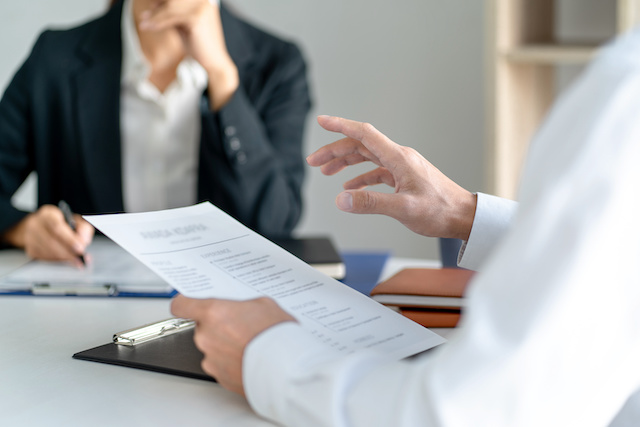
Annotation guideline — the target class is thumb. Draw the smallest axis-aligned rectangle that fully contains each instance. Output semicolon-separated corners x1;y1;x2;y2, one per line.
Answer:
171;294;205;320
336;190;397;216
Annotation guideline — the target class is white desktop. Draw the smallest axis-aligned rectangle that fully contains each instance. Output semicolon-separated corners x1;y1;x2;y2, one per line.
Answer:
0;249;448;426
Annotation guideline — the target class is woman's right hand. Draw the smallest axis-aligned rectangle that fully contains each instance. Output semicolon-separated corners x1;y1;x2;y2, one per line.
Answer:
2;204;94;266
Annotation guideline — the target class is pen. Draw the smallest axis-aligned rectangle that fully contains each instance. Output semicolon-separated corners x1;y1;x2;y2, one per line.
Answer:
58;200;86;266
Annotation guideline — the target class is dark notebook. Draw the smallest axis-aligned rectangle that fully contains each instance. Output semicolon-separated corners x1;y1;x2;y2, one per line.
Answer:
271;236;345;279
73;329;215;382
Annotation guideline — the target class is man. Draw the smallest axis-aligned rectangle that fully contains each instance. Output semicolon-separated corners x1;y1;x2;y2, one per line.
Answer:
0;0;310;265
171;27;640;427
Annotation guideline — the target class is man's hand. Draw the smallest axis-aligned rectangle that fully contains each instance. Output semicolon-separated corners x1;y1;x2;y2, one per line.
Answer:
138;0;239;110
171;295;296;396
2;205;94;266
307;115;477;241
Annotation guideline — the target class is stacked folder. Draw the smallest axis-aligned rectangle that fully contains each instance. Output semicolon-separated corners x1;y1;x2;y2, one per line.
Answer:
371;268;475;328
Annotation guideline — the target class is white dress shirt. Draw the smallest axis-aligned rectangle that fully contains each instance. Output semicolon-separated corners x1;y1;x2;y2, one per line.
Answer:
242;27;640;426
120;0;208;213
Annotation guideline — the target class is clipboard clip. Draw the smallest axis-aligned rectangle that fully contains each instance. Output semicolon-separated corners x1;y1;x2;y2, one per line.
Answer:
113;317;195;346
32;283;118;296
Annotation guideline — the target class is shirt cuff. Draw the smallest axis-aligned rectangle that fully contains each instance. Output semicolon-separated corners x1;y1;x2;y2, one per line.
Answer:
458;192;518;271
243;321;341;421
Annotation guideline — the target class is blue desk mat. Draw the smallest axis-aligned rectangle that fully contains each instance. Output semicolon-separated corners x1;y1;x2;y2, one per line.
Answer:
339;251;391;296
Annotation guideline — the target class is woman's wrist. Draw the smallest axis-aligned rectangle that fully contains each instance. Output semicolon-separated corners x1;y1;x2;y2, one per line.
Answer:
206;60;239;111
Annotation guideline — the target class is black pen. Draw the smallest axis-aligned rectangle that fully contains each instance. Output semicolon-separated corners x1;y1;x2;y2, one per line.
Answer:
58;200;86;266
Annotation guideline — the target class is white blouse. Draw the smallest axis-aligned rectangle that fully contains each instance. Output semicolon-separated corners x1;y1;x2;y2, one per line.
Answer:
120;0;208;213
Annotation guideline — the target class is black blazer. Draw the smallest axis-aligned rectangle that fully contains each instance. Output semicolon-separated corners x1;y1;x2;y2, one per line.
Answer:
0;1;311;239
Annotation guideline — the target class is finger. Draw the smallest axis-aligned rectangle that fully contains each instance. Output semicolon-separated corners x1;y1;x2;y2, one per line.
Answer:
171;294;210;320
44;209;88;256
343;167;395;190
139;0;207;31
316;115;399;162
26;227;79;262
27;207;83;261
318;152;371;176
82;252;94;266
335;190;399;216
138;0;183;28
200;353;221;381
307;137;376;168
74;217;95;246
140;11;186;31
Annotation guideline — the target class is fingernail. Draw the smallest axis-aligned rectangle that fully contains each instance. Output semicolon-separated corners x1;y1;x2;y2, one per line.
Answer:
336;192;353;211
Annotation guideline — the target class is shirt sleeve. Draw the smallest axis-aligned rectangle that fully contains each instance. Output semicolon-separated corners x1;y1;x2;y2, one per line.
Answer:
457;193;518;271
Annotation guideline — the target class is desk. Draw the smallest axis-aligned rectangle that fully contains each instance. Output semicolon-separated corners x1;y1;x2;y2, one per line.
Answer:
0;250;453;426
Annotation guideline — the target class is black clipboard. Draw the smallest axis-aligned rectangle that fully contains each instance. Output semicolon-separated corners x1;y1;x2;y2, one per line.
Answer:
73;327;215;382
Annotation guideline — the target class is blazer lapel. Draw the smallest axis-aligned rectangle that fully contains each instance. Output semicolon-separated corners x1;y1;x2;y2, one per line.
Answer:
74;2;124;213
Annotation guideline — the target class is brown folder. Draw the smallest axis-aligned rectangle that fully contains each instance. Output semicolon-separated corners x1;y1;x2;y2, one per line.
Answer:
371;268;475;328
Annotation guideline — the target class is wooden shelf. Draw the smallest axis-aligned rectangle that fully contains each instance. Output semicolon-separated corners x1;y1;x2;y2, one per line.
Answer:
486;0;640;199
502;44;598;64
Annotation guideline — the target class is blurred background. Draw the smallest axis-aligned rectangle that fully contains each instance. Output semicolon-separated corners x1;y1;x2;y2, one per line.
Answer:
0;0;615;259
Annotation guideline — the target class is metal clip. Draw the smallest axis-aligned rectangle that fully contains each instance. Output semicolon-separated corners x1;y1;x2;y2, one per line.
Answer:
113;317;195;346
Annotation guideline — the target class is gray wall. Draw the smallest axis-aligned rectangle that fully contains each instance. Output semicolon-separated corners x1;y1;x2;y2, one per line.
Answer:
229;0;486;259
0;0;484;260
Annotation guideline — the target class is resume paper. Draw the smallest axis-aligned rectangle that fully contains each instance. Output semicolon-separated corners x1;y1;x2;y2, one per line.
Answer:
85;203;445;360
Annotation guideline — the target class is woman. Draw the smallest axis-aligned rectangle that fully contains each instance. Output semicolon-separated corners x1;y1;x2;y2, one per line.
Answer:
0;0;311;264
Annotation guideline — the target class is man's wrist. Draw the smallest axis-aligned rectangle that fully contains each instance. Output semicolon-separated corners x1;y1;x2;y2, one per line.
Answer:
449;192;477;241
